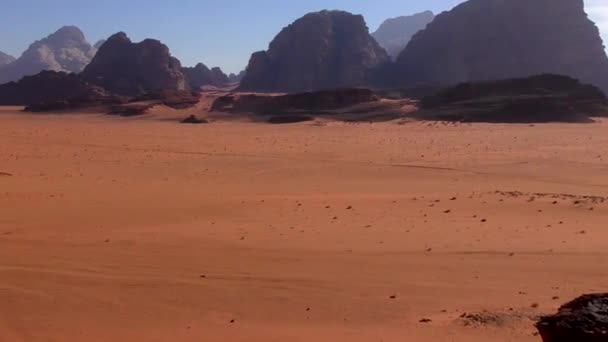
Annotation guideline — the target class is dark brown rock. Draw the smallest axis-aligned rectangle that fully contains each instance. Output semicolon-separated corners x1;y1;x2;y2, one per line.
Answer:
536;293;608;342
181;115;208;124
394;0;608;93
81;32;188;97
183;63;230;89
0;26;96;84
372;11;434;59
416;74;608;123
240;10;389;93
267;115;314;124
0;70;121;108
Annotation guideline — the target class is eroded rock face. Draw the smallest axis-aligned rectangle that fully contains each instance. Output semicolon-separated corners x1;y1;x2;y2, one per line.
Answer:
240;10;389;93
183;63;229;89
394;0;608;93
416;74;608;123
0;51;15;67
536;294;608;342
81;32;188;96
372;11;434;59
0;26;96;84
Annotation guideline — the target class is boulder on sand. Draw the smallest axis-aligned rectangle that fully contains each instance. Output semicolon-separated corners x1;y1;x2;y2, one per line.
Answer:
536;294;608;342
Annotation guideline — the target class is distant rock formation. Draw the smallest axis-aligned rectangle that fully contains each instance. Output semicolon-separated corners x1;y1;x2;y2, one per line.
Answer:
394;0;608;92
93;39;106;49
0;70;120;108
0;51;15;67
536;293;608;342
372;11;434;59
81;32;188;96
416;74;608;123
0;26;96;84
240;10;389;93
228;70;245;83
182;63;229;89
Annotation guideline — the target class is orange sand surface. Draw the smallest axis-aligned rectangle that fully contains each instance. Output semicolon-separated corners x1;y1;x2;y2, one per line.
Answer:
1;107;608;341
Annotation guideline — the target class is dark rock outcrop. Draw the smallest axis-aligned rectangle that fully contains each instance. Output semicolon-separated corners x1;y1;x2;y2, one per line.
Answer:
182;63;229;89
394;0;608;93
416;74;608;123
181;115;208;124
0;70;121;109
239;10;389;93
0;26;96;84
0;51;15;67
536;294;608;342
81;32;188;96
372;11;434;59
212;88;377;114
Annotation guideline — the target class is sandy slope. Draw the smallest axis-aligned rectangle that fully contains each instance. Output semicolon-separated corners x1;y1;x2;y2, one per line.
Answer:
1;108;607;341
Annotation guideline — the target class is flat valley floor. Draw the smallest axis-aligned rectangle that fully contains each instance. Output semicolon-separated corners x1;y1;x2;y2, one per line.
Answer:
1;107;608;341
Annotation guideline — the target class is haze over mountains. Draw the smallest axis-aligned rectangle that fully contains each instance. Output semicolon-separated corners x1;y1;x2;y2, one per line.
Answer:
372;11;435;59
0;51;15;67
0;26;97;84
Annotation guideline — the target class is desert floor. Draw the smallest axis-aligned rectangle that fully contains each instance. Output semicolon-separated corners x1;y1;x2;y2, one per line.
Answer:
1;107;607;342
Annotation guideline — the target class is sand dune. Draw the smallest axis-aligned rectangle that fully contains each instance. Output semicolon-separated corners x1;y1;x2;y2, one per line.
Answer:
1;108;607;341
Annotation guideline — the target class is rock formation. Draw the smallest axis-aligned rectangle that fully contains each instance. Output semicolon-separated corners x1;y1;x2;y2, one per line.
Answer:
416;74;608;123
372;11;434;59
0;26;96;84
239;10;389;93
394;0;608;93
81;32;188;96
228;70;245;83
0;51;15;67
0;70;120;108
536;293;608;342
182;63;229;89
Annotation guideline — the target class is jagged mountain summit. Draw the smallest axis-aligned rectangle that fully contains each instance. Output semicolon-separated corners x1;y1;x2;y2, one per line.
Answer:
240;10;389;93
182;63;230;89
81;32;189;96
372;11;434;59
0;26;97;84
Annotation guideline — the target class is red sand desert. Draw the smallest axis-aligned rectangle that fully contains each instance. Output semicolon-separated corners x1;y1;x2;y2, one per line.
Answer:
1;107;607;341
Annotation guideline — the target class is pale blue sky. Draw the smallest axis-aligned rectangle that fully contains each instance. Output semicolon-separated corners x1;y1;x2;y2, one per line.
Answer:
0;0;606;74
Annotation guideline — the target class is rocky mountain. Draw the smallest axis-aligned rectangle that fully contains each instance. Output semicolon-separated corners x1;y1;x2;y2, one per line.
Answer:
372;11;434;59
394;0;608;92
182;63;229;89
240;10;389;93
228;70;245;83
0;26;96;84
81;32;188;96
0;51;15;67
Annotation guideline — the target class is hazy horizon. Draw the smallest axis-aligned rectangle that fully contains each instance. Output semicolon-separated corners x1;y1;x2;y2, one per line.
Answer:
0;0;606;74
